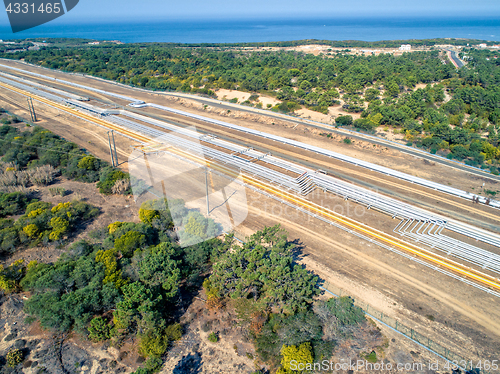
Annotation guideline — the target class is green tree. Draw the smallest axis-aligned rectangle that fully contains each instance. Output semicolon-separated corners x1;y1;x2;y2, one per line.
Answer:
138;242;180;298
209;225;320;313
88;316;112;342
115;231;146;257
335;115;353;126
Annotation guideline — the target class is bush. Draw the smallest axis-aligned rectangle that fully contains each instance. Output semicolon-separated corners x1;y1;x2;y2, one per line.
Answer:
0;192;32;217
6;348;23;367
208;332;218;343
343;138;352;145
144;357;163;373
164;323;182;341
30;165;58;186
48;187;66;197
131;368;150;374
336;115;353;126
353;118;376;131
77;156;100;171
362;351;377;363
112;178;130;195
97;167;129;195
322;296;365;326
114;231;146;257
139;332;168;358
88;317;112;342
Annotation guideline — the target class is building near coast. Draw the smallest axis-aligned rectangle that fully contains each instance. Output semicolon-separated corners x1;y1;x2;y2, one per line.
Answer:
399;44;411;51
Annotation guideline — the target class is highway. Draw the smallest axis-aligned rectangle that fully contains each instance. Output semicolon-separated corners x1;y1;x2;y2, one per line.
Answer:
1;78;500;297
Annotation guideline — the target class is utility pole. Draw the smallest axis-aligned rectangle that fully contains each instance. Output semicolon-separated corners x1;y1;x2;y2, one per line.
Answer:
112;130;118;166
107;131;115;167
205;166;209;215
27;97;37;122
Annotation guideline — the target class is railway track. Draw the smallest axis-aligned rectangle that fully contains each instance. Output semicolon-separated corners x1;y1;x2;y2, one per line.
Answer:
2;79;500;297
145;109;500;226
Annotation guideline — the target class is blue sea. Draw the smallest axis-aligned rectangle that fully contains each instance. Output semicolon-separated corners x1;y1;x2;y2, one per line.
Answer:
1;17;499;43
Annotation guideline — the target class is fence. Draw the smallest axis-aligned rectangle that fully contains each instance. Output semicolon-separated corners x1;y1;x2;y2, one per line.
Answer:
321;281;492;374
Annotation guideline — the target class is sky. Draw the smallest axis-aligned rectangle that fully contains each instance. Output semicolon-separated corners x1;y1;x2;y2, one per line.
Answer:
1;0;500;26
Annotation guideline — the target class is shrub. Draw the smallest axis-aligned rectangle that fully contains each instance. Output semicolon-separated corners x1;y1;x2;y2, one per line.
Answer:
353;118;376;131
164;323;182;341
280;342;313;372
335;115;353;126
0;192;32;217
0;223;19;254
77;156;100;171
6;348;23;367
97;167;128;195
144;357;163;373
88;317;112;342
131;369;149;374
95;248;126;289
362;351;377;363
0;171;17;188
139;207;160;225
139;332;168;358
49;217;70;240
112;178;130;194
114;231;146;257
48;187;66;197
0;265;17;293
108;221;123;235
322;296;365;326
343;138;352;145
208;332;218;343
30;165;58;186
23;223;39;238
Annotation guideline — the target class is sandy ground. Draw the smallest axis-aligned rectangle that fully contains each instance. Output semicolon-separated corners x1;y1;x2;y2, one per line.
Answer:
233;43;433;57
215;89;252;103
215;89;280;109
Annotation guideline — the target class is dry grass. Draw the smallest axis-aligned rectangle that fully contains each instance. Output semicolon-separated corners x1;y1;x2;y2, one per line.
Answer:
0;171;17;187
0;164;58;189
28;165;58;186
0;161;17;173
0;185;31;194
112;178;130;195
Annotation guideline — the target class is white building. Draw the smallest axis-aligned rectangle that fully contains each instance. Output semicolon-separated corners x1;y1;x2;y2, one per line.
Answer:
479;43;487;48
399;44;411;51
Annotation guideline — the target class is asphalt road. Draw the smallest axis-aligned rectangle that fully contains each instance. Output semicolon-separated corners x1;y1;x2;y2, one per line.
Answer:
446;49;465;68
